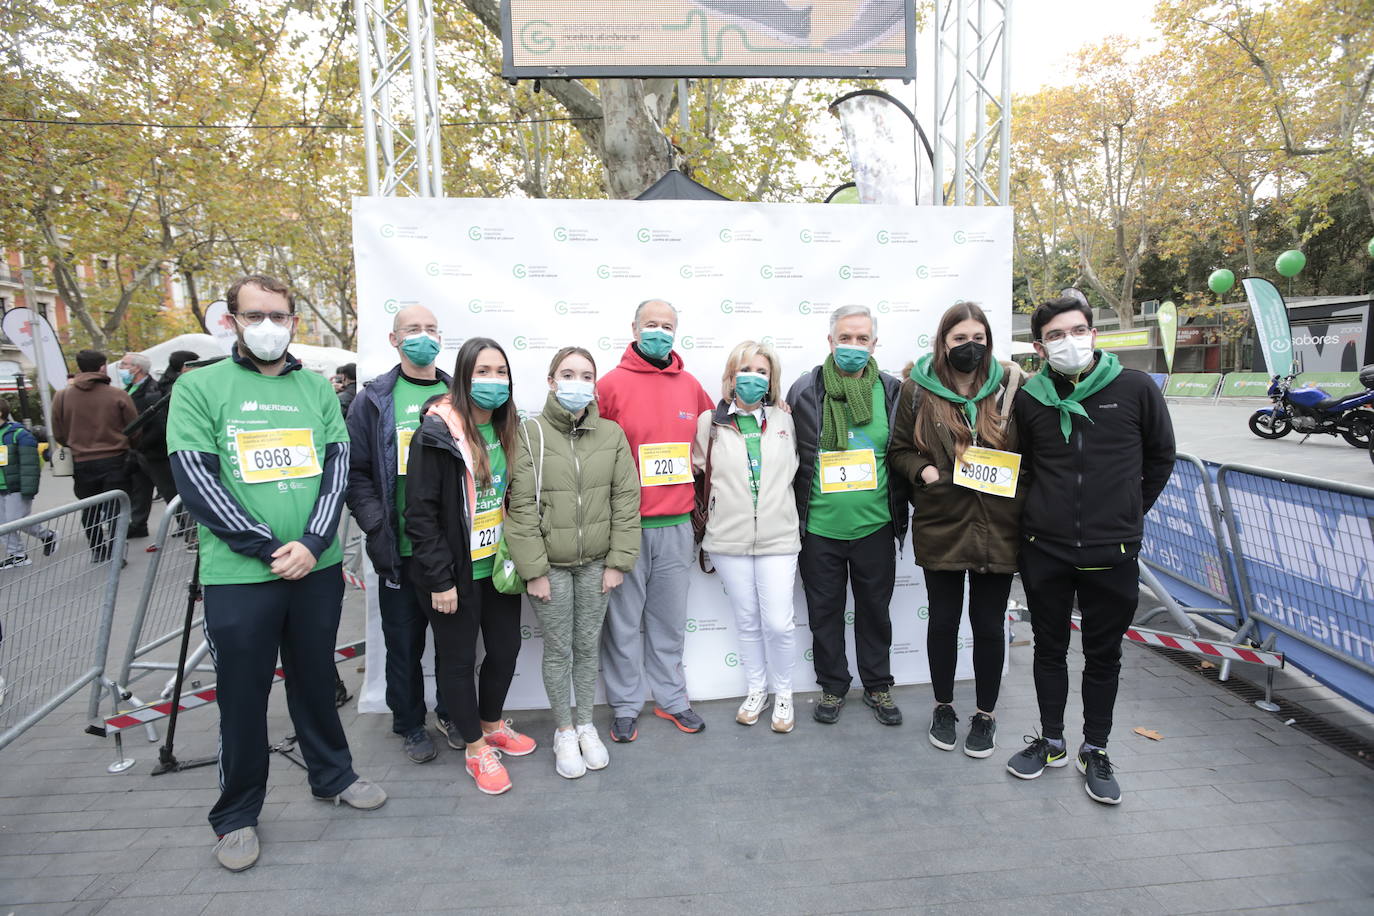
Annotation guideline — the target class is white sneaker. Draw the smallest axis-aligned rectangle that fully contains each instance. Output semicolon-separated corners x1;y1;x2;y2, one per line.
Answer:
575;723;609;770
553;728;586;779
771;693;795;733
736;689;769;725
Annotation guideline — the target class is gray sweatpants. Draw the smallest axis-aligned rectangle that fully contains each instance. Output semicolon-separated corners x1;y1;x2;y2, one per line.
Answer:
600;521;693;717
1;492;53;557
533;560;608;729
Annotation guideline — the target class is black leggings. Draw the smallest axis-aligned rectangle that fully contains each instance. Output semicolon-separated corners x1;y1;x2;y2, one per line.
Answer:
921;569;1012;712
421;576;522;745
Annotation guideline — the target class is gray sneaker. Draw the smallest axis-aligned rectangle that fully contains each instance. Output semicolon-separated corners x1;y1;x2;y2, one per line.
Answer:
1006;735;1069;779
928;704;958;750
403;727;438;763
1077;748;1122;805
436;713;464;750
319;778;388;810
214;825;259;872
963;713;997;758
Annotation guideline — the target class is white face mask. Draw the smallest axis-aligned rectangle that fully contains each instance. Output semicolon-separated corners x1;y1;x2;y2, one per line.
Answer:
1044;334;1095;374
241;318;292;362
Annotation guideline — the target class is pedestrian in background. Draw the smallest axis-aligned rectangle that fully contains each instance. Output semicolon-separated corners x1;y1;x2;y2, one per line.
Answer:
0;399;58;568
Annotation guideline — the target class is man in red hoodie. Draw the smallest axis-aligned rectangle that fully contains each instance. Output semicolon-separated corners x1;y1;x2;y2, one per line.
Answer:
596;299;714;742
51;349;137;561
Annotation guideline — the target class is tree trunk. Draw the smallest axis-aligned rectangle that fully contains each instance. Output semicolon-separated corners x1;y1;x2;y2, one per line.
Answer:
32;203;106;348
183;269;206;332
600;79;670;199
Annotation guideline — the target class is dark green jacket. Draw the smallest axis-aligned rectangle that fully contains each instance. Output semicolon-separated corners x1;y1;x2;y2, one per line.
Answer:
505;393;641;578
0;421;41;497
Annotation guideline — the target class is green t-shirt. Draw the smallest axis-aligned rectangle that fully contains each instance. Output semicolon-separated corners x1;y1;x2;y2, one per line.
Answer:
469;422;507;580
166;358;348;585
806;379;892;540
736;413;763;507
392;375;441;557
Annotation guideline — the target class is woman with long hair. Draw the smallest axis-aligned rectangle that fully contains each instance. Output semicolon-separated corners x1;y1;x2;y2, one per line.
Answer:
504;346;641;779
889;302;1027;759
693;340;801;733
405;337;536;795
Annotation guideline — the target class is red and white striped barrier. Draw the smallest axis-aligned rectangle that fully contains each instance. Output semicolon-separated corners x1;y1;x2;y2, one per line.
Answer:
342;568;366;590
1070;617;1283;668
98;641;366;735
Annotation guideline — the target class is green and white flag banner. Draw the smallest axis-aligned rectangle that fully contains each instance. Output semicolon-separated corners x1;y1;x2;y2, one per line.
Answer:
1242;276;1294;377
352;196;1012;710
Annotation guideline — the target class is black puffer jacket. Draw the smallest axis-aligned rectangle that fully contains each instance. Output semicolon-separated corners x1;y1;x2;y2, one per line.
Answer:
1013;360;1175;560
402;408;477;607
785;366;910;548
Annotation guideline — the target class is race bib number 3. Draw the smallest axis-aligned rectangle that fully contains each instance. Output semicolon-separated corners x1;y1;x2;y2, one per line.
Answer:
396;428;415;476
953;445;1021;498
638;442;692;487
819;448;877;493
234;429;321;484
470;507;503;561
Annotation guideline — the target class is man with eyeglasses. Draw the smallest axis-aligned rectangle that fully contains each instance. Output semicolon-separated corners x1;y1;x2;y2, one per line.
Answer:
167;275;387;872
1005;296;1174;805
345;305;455;763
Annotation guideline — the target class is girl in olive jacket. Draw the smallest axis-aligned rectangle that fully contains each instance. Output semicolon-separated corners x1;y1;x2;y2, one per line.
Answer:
504;346;641;779
889;302;1026;760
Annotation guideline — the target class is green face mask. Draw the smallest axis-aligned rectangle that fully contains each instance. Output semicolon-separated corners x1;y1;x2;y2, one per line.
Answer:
833;345;870;373
400;333;440;367
734;372;770;406
469;379;510;410
638;329;674;360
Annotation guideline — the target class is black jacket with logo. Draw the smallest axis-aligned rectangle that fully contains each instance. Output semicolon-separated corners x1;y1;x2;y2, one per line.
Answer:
1012;360;1175;563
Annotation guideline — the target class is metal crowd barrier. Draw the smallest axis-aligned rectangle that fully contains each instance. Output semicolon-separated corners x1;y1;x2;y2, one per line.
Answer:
1216;465;1374;711
0;492;129;752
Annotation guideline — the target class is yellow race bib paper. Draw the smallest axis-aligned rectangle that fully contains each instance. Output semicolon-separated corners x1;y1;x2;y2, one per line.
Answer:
819;448;877;493
470;507;503;561
0;444;8;467
396;428;415;476
638;442;692;487
953;445;1021;498
234;429;321;484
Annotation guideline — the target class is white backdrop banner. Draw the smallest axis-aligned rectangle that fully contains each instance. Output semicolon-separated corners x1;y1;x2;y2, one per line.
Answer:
351;196;1012;712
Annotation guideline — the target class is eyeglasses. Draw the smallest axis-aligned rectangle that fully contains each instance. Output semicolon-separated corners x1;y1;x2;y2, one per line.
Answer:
1040;325;1092;344
234;310;295;327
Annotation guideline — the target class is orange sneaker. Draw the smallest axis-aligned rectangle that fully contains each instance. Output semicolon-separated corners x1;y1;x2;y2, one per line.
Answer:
465;747;512;795
483;719;537;756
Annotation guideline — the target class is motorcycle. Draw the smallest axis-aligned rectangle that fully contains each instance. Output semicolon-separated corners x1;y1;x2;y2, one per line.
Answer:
1248;366;1374;447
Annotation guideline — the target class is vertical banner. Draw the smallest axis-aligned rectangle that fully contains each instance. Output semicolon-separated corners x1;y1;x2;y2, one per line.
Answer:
1157;300;1178;373
830;90;929;206
352;197;1012;710
1241;277;1295;377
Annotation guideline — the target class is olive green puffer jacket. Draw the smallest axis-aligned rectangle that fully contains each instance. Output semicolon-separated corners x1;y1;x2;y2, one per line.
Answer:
504;392;641;578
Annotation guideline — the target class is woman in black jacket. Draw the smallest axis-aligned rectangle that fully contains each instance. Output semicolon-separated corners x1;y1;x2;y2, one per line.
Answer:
405;337;534;795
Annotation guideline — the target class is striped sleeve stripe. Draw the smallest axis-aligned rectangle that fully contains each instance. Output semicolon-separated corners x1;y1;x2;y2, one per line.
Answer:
174;451;273;540
307;442;350;539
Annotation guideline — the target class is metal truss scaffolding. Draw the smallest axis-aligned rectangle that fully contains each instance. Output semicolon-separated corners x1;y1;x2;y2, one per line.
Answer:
354;0;444;197
932;0;1012;206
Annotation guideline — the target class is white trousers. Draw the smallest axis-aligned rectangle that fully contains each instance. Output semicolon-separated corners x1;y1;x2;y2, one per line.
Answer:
711;552;799;695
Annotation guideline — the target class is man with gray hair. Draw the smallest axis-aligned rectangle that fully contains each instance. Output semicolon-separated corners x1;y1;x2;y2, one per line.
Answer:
596;298;713;742
118;351;171;539
786;305;910;726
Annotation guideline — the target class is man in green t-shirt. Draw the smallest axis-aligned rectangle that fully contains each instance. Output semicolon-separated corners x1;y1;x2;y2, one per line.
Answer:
345;305;453;764
167;275;387;873
786;305;911;726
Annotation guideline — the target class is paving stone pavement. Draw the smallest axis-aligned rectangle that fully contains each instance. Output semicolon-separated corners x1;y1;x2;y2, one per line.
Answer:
3;600;1373;915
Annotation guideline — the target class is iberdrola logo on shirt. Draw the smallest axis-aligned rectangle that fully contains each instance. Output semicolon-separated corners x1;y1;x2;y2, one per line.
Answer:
405;404;421;414
239;400;300;413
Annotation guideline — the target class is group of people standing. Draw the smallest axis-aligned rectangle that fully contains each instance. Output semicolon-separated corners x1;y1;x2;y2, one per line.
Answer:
159;275;1174;873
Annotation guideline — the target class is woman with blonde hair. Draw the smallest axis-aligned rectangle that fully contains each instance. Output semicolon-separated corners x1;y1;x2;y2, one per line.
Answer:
890;302;1026;759
693;340;801;733
504;346;641;779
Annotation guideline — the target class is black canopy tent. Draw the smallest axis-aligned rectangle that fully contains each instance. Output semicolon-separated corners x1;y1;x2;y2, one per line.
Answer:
635;169;730;201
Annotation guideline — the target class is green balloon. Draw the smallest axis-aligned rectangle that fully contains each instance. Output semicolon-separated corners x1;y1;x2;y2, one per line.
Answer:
1208;269;1236;295
1275;249;1306;278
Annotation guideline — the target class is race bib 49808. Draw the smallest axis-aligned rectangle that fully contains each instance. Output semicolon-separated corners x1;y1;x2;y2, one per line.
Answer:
953;445;1021;498
234;428;321;484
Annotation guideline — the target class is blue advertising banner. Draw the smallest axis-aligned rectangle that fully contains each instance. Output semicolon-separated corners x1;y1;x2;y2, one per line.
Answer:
1218;467;1374;711
1140;456;1236;619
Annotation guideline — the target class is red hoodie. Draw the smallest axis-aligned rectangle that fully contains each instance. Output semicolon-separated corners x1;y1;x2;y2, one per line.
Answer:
597;344;713;519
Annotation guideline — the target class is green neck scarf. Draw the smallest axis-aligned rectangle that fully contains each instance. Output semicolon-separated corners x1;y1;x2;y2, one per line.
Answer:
1021;351;1122;441
820;353;877;450
908;354;1004;436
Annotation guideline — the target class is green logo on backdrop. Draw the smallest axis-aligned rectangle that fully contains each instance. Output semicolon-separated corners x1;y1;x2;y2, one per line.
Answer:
876;230;890;245
804;648;814;661
680;265;694;279
760;265;775;279
383;299;400;314
596;265;611;279
597;336;613;351
554;301;569;315
636;228;651;243
680;336;696;350
798;301;813;315
917;605;929;620
917;333;931;348
513;336;529;350
468;226;483;241
877;300;890;314
915;265;930;279
839;265;853;279
520;624;533;639
685;617;698;633
844;610;855;626
953;230;968;245
553;226;568;242
512;264;528;279
724;652;739;668
424;262;439;277
380;224;395;238
720;299;734;314
799;229;813;243
760;336;775;347
467;299;483;314
719;228;733;243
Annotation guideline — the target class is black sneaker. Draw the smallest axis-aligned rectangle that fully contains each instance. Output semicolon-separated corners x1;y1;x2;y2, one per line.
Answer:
41;532;58;556
402;728;438;763
928;704;958;750
610;716;638;743
333;672;351;708
863;689;902;726
1006;735;1069;779
1077;748;1122;805
964;713;996;758
813;693;846;724
435;714;463;750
